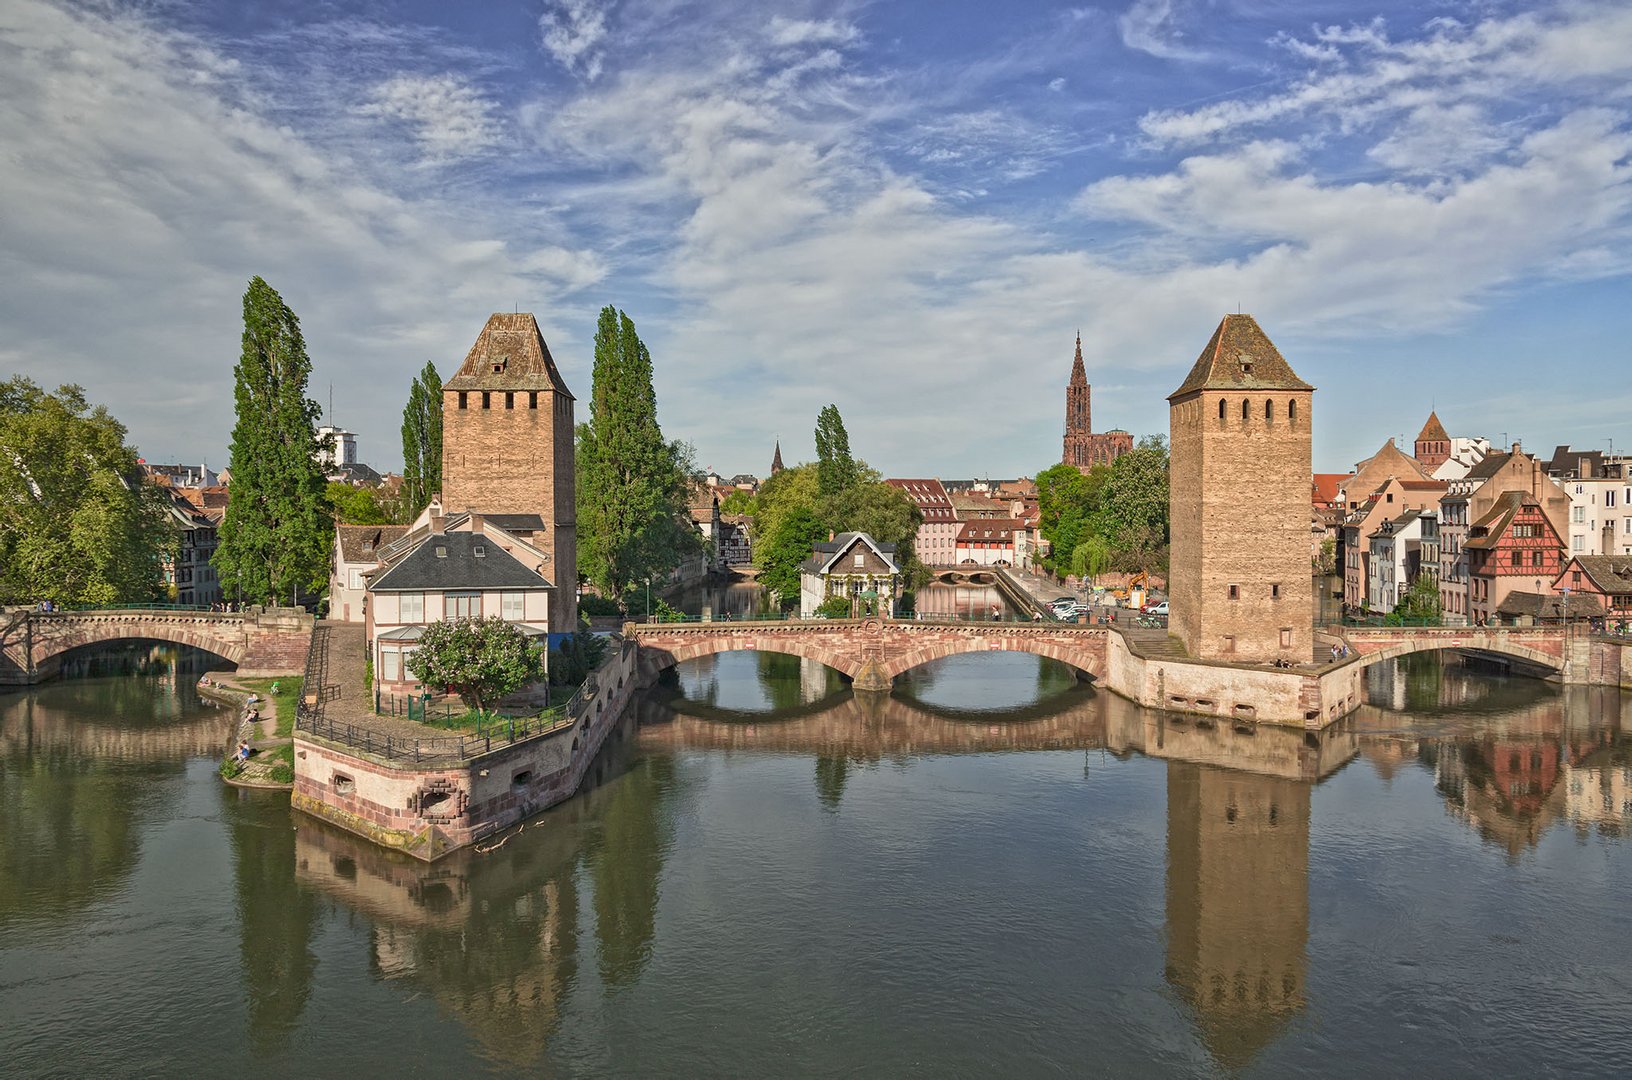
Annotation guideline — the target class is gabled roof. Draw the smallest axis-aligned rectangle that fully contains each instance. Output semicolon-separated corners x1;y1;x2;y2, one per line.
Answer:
482;513;545;533
807;532;900;576
1416;411;1449;443
1352;439;1432;482
957;518;1021;542
370;530;553;592
444;313;574;397
1497;591;1606;619
1466;491;1546;549
1465;450;1515;480
1312;473;1349;505
1168;314;1313;399
1558;556;1632;595
1545;444;1606;479
335;524;408;564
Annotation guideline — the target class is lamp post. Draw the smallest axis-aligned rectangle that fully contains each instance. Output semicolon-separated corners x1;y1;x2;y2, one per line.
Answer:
646;576;652;623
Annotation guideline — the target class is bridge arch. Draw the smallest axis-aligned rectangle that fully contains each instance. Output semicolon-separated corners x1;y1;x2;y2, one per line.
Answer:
882;636;1104;682
1343;635;1561;675
637;638;863;681
23;615;249;672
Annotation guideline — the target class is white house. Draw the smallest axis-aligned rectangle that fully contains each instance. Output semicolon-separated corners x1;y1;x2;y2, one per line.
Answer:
799;532;902;617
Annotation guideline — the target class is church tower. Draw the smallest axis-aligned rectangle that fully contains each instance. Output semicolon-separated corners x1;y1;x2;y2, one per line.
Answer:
771;439;785;476
1168;315;1313;663
1062;333;1092;468
1414;411;1450;470
441;313;577;627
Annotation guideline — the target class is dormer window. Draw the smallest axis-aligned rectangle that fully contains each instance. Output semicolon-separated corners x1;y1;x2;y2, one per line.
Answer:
435;545;447;559
491;357;508;375
1241;361;1254;375
474;545;486;558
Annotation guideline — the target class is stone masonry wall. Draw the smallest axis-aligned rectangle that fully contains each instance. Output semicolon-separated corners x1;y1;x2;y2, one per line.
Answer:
1170;389;1313;663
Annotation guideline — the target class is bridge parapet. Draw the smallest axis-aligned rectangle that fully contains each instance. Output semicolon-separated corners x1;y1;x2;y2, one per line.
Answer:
0;607;314;684
1332;623;1567;672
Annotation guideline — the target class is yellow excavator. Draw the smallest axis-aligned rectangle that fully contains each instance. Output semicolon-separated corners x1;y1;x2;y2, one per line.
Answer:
1116;571;1149;610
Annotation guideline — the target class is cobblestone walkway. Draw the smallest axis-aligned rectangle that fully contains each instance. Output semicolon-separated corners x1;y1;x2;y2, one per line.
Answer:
311;620;454;743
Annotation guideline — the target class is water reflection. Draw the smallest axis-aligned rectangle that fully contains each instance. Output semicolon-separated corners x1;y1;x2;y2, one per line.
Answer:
292;712;673;1067
0;670;230;927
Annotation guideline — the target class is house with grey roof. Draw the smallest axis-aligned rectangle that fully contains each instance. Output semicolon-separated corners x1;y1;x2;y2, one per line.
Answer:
364;527;554;694
798;532;901;618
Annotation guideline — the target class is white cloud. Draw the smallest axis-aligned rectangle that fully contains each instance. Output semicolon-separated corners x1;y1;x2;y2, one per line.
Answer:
356;74;501;164
1119;0;1207;62
767;16;859;49
540;0;609;79
1142;3;1632;146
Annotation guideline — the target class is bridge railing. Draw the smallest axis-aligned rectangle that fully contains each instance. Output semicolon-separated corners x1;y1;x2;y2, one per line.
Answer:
631;610;1103;628
300;711;577;764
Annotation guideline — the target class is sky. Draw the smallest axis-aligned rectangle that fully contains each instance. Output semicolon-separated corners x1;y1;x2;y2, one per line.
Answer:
3;0;1630;480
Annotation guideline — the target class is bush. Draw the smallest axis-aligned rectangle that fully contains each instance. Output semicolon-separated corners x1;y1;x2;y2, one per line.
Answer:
548;631;610;687
578;593;624;616
816;596;852;619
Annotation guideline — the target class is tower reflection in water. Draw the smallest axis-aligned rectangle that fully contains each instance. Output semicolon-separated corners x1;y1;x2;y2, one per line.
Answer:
287;653;1627;1071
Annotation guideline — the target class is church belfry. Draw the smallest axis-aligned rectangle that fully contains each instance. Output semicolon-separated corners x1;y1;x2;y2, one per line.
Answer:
1062;332;1132;473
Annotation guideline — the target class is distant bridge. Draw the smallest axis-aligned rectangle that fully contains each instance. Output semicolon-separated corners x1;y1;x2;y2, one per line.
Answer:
628;617;1109;691
0;608;314;685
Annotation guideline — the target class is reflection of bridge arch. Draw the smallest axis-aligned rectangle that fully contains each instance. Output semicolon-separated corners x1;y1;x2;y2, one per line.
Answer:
934;568;998;585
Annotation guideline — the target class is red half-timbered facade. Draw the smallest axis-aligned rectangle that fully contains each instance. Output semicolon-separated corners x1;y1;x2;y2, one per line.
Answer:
1465;492;1566;626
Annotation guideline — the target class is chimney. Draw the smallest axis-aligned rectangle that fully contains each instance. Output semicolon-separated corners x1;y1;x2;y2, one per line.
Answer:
430;513;446;535
470;512;484;535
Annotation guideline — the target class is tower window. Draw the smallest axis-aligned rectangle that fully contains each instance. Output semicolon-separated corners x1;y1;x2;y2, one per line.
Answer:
1241;399;1249;420
505;392;514;410
1265;400;1273;420
1271;583;1281;599
481;391;491;409
1218;399;1227;420
458;392;467;410
1289;400;1297;420
529;392;538;410
1228;583;1240;600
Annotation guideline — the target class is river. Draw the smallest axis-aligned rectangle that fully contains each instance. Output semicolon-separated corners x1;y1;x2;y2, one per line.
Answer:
1;643;1629;1077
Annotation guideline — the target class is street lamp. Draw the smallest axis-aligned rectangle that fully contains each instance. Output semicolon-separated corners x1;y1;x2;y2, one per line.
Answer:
646;575;652;623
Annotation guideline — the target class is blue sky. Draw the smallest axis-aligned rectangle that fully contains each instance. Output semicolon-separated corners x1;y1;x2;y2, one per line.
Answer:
3;0;1629;479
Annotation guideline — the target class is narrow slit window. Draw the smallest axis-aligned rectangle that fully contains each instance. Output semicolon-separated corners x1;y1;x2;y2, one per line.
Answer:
1219;399;1227;420
505;392;514;410
458;391;468;410
481;391;491;409
1228;584;1240;600
529;391;538;410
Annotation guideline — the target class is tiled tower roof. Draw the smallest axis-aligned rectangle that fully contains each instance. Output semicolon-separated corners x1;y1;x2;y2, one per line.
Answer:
1417;411;1450;443
1169;314;1313;399
1069;331;1087;386
444;313;574;397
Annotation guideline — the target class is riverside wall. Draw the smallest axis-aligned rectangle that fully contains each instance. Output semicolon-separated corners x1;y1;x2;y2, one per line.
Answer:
291;638;642;861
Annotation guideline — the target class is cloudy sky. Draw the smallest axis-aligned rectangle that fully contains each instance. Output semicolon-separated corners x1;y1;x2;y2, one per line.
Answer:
3;0;1630;479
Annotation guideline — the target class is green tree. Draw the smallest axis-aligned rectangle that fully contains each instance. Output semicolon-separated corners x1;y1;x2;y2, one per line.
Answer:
0;378;173;605
814;404;858;496
325;481;390;525
719;488;757;516
406;617;546;712
576;307;699;600
1071;536;1113;582
1094;437;1170;573
1394;572;1443;622
1035;462;1107;574
758;504;828;602
400;361;443;521
215;277;333;605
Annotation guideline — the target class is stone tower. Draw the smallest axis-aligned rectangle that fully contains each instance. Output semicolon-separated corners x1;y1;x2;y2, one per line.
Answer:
1414;411;1450;471
1063;332;1133;472
441;313;577;628
1168;315;1313;663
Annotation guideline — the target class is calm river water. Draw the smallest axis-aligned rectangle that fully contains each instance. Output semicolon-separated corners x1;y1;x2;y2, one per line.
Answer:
2;642;1630;1078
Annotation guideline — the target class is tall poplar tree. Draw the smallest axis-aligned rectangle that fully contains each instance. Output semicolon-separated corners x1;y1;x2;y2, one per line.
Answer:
215;277;332;605
399;360;442;521
814;404;857;495
575;306;697;601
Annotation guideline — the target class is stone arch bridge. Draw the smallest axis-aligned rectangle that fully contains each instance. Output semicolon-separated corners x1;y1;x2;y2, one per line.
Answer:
1331;625;1569;675
628;618;1110;691
0;608;314;685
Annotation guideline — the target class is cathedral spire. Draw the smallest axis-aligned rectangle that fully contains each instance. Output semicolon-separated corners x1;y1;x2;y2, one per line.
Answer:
1070;330;1087;385
771;439;784;476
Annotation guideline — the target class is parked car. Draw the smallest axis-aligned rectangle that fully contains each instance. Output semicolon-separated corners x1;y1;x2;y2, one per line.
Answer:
1144;601;1169;616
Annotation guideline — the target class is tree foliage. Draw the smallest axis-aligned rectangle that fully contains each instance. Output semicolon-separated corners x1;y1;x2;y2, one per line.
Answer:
400;360;443;522
576;307;699;601
325;482;391;525
215;277;333;605
0;378;173;605
814;404;857;496
1034;437;1169;577
757;503;828;601
1394;572;1443;622
719;488;757;516
406;616;546;712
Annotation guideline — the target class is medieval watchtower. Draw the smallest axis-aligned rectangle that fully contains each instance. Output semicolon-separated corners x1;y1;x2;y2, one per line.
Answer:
1168;315;1313;663
441;313;577;627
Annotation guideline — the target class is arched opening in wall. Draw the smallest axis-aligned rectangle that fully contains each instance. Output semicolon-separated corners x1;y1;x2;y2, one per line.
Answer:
893;649;1098;719
1264;400;1273;420
49;637;240;682
511;770;532;794
664;650;851;718
1241;399;1250;421
418;789;452;815
1218;399;1227;420
1289;399;1297;421
333;773;355;796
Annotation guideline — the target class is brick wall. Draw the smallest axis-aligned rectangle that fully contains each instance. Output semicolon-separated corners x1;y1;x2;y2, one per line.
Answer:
441;388;578;630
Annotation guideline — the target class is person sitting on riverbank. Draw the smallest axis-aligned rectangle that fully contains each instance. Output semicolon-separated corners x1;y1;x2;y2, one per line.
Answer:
236;741;251;764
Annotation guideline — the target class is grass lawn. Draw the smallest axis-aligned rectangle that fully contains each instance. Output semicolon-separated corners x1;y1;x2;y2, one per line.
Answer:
233;676;303;737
